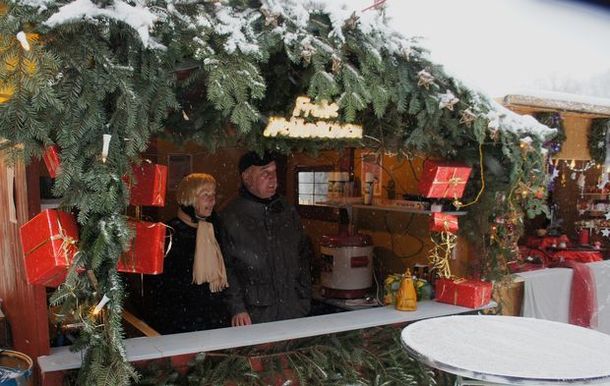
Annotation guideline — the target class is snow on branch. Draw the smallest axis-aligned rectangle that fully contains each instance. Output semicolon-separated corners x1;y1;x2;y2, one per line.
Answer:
214;5;260;55
487;100;556;140
44;0;164;49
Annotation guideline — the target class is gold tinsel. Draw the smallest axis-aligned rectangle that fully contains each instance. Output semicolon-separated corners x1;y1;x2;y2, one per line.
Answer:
428;231;457;279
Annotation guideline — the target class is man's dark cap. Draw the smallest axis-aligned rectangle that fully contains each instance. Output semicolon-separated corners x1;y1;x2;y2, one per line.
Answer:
238;151;276;174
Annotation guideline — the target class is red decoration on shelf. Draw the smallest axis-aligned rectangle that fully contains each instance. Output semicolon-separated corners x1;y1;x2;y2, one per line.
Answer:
19;209;79;287
418;160;472;199
125;163;168;207
430;213;458;234
42;145;61;178
117;220;166;275
435;278;492;308
578;229;590;245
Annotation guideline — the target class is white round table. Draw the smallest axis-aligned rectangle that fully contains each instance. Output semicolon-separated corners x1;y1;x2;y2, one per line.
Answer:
401;315;610;385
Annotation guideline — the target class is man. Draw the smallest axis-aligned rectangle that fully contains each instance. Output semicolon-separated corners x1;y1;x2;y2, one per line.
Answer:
219;151;312;326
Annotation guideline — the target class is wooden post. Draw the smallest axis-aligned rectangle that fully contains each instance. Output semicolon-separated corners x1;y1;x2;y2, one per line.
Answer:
0;155;49;386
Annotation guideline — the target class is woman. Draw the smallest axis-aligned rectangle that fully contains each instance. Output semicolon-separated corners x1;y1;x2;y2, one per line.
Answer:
147;173;229;334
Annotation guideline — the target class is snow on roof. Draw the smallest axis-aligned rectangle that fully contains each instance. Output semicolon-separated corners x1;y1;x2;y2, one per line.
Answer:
502;90;610;117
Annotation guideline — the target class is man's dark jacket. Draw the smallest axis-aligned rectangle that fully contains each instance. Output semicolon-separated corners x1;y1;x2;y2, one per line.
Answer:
218;190;312;323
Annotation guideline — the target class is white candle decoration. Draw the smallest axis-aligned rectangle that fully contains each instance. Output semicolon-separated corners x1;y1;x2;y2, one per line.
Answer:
16;31;30;51
92;294;110;315
101;134;112;163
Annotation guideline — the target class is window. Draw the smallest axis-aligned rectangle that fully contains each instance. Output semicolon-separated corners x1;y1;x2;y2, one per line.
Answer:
295;165;336;221
297;170;329;205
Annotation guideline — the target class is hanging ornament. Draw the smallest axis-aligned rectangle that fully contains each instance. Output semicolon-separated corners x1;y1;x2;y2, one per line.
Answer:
101;134;112;163
577;173;586;194
301;41;315;65
331;54;342;74
602;228;610;238
487;114;501;142
260;8;280;27
344;11;360;30
401;46;414;61
459;108;476;127
550;167;559;181
598;126;610;189
417;69;435;90
489;127;500;142
438;90;459;111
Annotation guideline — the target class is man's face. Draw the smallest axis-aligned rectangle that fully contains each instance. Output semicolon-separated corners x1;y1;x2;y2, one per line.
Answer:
243;161;277;199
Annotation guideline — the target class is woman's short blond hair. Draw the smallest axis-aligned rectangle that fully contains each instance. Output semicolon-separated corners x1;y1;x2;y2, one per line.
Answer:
176;173;216;207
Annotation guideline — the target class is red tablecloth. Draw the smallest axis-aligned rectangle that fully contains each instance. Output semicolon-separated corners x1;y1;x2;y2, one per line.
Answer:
550;260;598;329
552;250;603;263
520;240;604;265
525;235;570;249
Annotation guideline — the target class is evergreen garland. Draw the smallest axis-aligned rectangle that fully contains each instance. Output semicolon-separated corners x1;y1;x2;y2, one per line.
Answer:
534;112;565;155
135;327;443;386
588;118;610;164
0;0;554;384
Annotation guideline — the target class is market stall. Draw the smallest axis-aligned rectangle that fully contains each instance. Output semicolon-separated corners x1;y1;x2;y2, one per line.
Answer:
0;1;555;385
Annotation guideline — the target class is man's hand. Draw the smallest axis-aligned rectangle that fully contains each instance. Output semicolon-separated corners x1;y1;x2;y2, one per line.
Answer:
231;312;252;327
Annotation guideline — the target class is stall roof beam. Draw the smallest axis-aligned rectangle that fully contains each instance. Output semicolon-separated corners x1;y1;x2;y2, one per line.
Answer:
501;91;610;118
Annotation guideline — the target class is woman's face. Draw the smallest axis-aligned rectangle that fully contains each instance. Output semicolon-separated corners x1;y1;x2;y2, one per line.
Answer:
194;183;216;218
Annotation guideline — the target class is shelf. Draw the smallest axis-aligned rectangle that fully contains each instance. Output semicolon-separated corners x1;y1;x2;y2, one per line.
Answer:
315;200;466;216
583;212;609;218
351;204;467;216
581;192;609;197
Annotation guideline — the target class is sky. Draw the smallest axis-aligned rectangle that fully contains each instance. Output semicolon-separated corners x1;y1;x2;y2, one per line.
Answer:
347;0;610;98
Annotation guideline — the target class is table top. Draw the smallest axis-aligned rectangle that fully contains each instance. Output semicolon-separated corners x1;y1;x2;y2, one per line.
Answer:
39;301;494;373
401;315;610;385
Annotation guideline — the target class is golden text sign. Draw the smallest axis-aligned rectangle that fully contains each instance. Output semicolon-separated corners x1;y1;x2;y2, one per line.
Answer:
263;96;362;139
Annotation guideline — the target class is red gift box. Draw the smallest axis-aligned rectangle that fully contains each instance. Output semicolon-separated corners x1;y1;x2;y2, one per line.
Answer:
435;278;493;308
125;163;168;207
20;209;79;287
430;213;458;234
418;160;472;199
118;220;166;274
43;145;61;178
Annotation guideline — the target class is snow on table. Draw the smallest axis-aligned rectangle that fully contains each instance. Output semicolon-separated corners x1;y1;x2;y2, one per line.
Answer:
402;315;610;384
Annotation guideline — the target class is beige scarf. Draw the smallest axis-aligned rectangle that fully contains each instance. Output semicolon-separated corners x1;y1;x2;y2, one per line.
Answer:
179;210;228;292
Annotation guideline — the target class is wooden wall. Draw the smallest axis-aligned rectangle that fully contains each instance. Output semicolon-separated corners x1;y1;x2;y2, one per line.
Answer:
149;143;470;280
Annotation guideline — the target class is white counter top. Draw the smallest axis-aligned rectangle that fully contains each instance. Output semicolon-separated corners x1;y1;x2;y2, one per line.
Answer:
38;300;493;373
